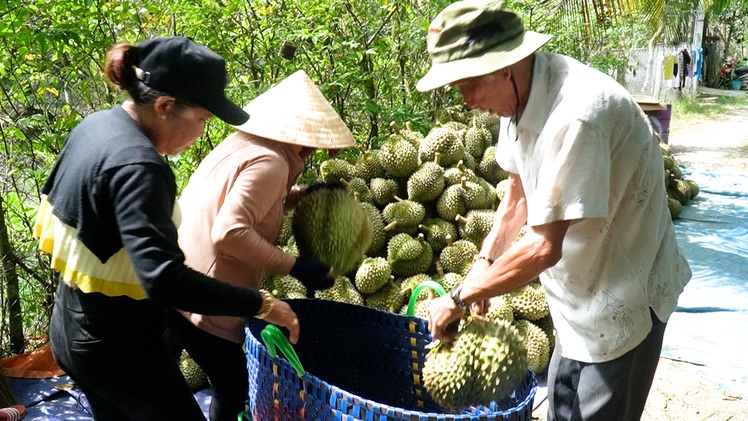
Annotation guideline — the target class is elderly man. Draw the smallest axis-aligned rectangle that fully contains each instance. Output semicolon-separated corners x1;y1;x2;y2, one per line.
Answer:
418;1;692;420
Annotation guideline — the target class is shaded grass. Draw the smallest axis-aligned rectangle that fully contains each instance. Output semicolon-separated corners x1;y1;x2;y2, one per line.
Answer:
672;95;748;121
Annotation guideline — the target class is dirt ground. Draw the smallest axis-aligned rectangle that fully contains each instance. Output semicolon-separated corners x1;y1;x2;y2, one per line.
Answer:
532;91;748;421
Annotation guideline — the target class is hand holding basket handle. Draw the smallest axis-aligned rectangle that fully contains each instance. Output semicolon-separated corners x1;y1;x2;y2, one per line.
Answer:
290;256;334;298
261;299;300;344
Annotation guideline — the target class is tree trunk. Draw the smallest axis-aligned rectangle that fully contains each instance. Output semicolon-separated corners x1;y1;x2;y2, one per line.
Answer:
0;195;25;354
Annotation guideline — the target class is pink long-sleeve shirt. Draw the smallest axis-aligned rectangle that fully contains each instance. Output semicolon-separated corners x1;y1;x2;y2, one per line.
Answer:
177;131;304;342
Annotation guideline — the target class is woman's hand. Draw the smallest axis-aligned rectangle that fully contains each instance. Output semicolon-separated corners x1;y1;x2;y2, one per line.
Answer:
262;299;300;344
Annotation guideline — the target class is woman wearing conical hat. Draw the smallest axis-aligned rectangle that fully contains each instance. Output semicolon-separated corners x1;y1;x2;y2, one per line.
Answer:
170;70;355;420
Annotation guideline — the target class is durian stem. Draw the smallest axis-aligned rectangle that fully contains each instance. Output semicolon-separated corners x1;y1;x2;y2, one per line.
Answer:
418;224;432;233
339;178;350;187
457;160;465;171
435;259;445;278
390;121;401;134
455;215;468;225
384;221;399;232
353;192;361;202
405;121;415;132
445;234;454;246
434;152;442;166
460;177;467;188
393;195;404;202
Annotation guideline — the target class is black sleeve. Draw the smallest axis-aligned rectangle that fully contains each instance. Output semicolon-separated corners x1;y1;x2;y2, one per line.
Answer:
108;163;263;317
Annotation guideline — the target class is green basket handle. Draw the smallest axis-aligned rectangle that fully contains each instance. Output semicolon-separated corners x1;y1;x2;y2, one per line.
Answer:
406;280;447;316
237;411;253;421
261;324;306;377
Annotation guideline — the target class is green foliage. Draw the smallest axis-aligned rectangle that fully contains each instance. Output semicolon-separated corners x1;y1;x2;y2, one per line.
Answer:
672;94;748;119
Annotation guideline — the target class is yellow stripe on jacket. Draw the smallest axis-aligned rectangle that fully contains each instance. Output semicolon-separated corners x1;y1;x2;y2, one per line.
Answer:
33;195;181;300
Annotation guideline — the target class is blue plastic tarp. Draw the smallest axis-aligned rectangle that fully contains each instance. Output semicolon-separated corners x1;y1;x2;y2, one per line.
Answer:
664;167;748;398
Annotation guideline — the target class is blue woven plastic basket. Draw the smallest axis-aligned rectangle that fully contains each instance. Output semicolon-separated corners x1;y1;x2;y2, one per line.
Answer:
245;298;536;421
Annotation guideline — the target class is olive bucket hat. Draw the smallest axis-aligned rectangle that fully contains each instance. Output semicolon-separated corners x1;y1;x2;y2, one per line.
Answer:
416;0;551;92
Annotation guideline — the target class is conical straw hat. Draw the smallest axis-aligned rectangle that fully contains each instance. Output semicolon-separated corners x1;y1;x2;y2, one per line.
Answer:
233;70;356;149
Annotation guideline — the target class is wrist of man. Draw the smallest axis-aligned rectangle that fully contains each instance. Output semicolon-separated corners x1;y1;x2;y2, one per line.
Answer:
449;283;469;310
471;253;493;265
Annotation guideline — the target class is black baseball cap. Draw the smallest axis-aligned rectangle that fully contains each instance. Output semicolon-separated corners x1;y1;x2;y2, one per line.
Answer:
136;37;249;125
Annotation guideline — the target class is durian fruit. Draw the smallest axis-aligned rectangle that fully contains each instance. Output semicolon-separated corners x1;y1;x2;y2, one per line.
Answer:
341;177;375;204
418;218;458;252
435;105;468;125
455;210;495;247
354;257;392;295
467;109;500;140
422;318;528;412
378;135;419;178
669;179;692;206
443;161;478;185
277;211;294;246
390;121;425;148
436;183;468;222
514;319;551;374
319;158;355;183
353;150;386;181
532;314;556;352
439;236;479;276
387;233;434;277
407;154;446;202
293;184;373;276
365;276;405;312
684;179;699;199
419;126;465;167
268;274;307;299
437;272;464;293
370;177;400;207
486;294;514;323
399;273;433;302
382;197;426;236
477;146;509;185
510;281;550;321
180;351;209;391
464;116;494;160
658;141;672;156
359;201;387;256
315;275;364;305
495;178;510;201
667;197;682;219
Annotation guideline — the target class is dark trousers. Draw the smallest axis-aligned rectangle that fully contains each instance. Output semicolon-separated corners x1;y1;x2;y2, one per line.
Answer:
50;282;205;421
547;308;667;421
166;310;249;421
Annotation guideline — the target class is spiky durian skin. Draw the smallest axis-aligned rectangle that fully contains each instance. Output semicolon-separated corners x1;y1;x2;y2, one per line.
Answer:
457;210;495;247
267;274;307;299
514;319;551;374
370;177;400;207
419;127;465;167
439;240;478;276
477;146;509;185
354;257;392;294
319;158;355;183
422;318;528;412
293;186;373;276
180;352;209;391
436;184;468;222
420;217;458;252
510;281;550;321
365;280;405;312
407;162;445;203
315;276;364;305
382;200;426;235
387;235;433;277
354;150;385;181
378;138;419;178
486;294;515;323
360;202;387;255
345;177;375;204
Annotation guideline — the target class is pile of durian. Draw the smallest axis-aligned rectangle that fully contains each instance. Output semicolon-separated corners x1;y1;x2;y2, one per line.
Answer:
262;109;555;410
660;141;700;219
